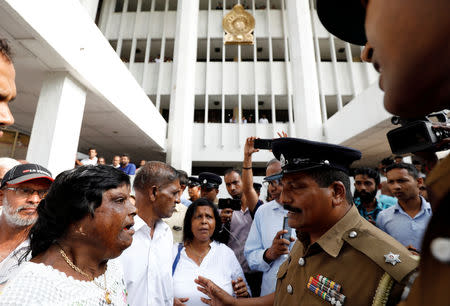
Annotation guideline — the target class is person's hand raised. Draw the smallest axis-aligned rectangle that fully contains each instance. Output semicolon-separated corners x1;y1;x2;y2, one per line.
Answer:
195;276;236;306
244;137;259;158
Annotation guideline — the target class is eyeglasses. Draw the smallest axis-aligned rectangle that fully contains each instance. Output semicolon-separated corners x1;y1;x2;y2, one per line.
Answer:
263;180;280;188
6;187;49;199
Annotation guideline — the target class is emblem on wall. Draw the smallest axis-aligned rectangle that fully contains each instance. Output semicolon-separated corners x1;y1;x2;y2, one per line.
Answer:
222;4;255;45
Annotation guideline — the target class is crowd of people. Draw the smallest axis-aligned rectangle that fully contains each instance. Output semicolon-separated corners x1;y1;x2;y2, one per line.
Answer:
0;0;449;304
75;149;149;176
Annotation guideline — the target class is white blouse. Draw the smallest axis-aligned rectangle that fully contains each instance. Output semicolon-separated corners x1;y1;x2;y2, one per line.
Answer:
172;241;247;306
0;258;127;305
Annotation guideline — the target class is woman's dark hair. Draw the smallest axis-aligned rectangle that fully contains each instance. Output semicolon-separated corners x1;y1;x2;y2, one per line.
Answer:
28;165;130;258
183;198;222;243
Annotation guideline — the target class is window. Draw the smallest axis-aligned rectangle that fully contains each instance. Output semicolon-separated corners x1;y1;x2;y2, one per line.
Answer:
141;0;152;11
134;40;147;63
120;39;132;62
272;38;285;61
114;0;124;12
127;0;138;12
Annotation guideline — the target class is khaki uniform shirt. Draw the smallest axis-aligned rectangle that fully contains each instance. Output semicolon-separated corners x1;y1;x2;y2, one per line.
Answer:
163;203;187;243
274;205;418;306
399;155;450;306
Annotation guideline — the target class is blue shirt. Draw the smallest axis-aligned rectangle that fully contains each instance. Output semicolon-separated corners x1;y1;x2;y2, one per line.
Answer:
376;197;432;252
244;200;296;296
181;198;192;207
354;197;384;223
378;194;397;209
119;163;136;175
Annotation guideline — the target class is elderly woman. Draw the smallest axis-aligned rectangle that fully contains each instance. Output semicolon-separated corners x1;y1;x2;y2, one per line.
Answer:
172;198;249;305
0;165;136;305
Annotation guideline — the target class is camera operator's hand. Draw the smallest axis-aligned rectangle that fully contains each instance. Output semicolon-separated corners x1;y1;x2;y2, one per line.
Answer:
264;230;294;262
244;137;259;160
414;124;450;172
433;124;450;148
220;208;233;224
277;131;288;138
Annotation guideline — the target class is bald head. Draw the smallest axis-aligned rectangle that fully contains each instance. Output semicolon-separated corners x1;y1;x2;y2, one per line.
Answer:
133;161;179;192
0;157;20;180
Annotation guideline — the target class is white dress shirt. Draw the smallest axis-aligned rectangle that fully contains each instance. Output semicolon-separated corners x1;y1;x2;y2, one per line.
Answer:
119;215;174;306
80;157;98;165
172;241;247;305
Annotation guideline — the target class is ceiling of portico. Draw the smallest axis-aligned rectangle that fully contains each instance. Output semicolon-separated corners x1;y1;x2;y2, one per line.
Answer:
0;7;166;164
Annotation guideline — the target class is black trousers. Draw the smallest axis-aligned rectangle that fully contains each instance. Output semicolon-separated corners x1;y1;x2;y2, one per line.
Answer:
245;271;263;297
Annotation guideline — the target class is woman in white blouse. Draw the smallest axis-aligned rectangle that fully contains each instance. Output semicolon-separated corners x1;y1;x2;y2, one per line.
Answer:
0;165;136;305
172;198;249;305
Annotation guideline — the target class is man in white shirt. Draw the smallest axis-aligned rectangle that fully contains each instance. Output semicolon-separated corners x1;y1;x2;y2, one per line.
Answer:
258;114;269;124
112;155;121;168
119;161;181;306
0;164;53;286
76;148;98;166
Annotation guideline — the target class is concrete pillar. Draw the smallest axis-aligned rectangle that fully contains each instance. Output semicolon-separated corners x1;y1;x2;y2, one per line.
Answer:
79;0;100;21
286;0;323;141
26;73;87;176
166;0;199;174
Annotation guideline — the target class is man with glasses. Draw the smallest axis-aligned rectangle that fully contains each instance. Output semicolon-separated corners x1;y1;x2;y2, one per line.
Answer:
0;163;53;286
243;137;296;297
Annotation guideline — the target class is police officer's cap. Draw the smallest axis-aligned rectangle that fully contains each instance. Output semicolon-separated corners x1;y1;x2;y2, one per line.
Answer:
188;176;201;187
316;0;367;46
272;138;361;175
198;172;222;189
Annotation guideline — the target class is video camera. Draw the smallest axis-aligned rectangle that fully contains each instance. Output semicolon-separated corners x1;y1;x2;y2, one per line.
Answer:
386;111;450;154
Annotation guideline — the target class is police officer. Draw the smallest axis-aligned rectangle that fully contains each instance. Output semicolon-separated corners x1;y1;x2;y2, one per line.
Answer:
195;137;418;306
198;172;222;206
187;176;201;202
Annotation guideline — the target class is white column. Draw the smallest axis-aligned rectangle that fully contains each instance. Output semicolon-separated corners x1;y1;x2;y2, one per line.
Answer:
26;73;87;177
79;0;100;21
286;0;323;141
166;0;199;174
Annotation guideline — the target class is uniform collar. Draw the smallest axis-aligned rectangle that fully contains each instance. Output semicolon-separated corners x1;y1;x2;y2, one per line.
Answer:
316;205;361;258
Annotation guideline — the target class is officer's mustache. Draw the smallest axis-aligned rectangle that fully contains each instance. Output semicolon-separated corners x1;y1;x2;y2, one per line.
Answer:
283;205;302;213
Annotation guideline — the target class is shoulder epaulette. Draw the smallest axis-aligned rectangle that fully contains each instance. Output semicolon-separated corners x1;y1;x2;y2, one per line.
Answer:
342;220;418;283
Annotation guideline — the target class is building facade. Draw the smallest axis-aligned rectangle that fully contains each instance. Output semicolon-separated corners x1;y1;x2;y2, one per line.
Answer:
97;0;389;174
1;0;396;177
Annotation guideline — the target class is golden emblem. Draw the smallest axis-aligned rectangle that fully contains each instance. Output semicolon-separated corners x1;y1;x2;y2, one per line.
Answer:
223;4;255;45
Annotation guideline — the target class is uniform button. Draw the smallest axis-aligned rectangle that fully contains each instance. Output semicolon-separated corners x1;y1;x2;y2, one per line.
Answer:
349;231;358;238
287;284;293;294
298;257;305;266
